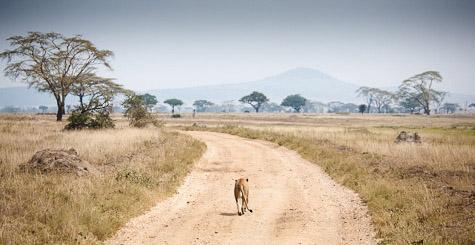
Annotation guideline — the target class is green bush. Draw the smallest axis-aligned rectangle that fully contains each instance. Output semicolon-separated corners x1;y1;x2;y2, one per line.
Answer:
122;94;160;128
65;111;114;130
171;114;182;118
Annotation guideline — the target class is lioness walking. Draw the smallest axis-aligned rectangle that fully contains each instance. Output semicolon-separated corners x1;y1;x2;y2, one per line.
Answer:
234;178;253;216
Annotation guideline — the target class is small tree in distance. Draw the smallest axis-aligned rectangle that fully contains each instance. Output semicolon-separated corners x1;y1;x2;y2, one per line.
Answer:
138;93;158;112
398;71;445;115
164;98;183;114
356;87;376;113
122;94;159;127
193;100;214;112
239;91;269;113
358;104;367;115
399;97;420;114
281;94;307;112
39;105;48;114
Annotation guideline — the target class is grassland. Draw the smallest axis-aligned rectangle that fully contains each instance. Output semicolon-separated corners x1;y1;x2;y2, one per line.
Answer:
0;114;205;244
1;112;474;244
179;113;475;244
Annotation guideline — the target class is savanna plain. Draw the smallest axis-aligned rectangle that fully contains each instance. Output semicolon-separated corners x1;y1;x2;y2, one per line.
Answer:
1;113;474;244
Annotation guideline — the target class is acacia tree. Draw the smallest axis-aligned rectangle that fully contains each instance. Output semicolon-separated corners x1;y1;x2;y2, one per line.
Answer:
239;91;269;113
39;105;48;114
327;101;345;113
193;100;214;112
138;93;158;112
122;93;159;127
398;71;444;115
70;73;126;114
281;94;307;112
65;73;128;130
356;87;377;113
164;98;183;114
399;97;420;114
440;103;460;114
0;32;113;121
372;89;394;113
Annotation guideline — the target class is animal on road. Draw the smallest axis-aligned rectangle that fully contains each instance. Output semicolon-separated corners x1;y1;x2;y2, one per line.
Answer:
234;178;253;216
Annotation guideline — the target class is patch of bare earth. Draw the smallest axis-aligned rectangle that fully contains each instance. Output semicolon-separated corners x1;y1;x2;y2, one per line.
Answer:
108;131;376;244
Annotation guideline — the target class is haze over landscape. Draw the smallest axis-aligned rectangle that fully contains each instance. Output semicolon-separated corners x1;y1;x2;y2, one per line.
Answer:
2;67;474;107
2;1;475;244
1;0;475;101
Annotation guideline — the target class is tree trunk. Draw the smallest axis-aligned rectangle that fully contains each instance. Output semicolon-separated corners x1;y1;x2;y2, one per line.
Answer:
56;109;62;121
424;107;430;115
172;106;175;114
56;101;64;121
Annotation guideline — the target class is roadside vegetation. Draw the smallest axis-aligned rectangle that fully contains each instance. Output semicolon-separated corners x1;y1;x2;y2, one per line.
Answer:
183;117;475;244
0;115;205;243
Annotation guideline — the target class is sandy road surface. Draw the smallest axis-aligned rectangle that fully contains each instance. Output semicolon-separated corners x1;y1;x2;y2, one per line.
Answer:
107;131;376;245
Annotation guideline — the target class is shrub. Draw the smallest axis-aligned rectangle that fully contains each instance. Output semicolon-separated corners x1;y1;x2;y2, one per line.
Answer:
65;111;114;130
122;94;160;128
171;114;182;118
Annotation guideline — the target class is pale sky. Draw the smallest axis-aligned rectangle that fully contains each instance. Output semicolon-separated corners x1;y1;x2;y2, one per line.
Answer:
0;0;474;94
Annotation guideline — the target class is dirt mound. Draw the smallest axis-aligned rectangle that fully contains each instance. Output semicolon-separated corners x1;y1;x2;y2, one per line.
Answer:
23;148;97;176
395;131;421;143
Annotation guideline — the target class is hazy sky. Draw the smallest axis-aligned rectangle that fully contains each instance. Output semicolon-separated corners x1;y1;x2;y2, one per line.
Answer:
0;0;474;93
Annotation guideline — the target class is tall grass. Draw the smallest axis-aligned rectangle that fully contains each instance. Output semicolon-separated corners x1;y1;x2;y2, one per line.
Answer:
0;115;205;243
184;123;475;244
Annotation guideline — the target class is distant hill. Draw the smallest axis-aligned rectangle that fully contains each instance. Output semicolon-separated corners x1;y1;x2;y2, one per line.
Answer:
148;67;361;104
148;67;475;105
1;67;474;107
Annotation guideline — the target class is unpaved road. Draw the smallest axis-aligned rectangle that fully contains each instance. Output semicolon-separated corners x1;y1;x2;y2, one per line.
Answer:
108;131;376;245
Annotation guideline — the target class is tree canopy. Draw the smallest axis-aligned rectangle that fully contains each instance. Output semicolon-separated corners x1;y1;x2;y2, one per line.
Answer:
399;96;420;114
39;105;48;113
440;103;460;114
398;71;444;115
70;73;127;114
356;87;394;113
239;91;269;112
164;98;183;114
281;94;307;112
356;87;376;113
138;93;158;111
193;100;214;112
0;32;114;121
358;104;367;114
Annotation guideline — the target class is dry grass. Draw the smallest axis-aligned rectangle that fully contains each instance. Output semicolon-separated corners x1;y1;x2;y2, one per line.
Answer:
158;112;475;127
181;114;475;244
0;114;205;244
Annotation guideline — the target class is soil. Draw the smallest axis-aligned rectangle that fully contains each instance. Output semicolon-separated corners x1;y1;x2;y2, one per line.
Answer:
107;131;376;244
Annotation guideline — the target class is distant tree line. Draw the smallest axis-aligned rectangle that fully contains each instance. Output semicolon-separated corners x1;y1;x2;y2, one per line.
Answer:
354;71;463;115
0;33;468;118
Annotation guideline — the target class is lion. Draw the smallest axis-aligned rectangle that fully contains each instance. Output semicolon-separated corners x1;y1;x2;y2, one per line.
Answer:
234;178;253;216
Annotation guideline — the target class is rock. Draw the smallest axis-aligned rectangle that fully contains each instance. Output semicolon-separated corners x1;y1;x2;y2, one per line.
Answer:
395;131;422;143
22;148;98;176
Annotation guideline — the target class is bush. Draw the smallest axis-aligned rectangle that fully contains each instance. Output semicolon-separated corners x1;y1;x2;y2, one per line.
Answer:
122;94;161;128
65;111;114;130
171;114;182;118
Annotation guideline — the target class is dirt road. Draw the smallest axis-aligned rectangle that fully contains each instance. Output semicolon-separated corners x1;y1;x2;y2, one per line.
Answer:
107;131;376;244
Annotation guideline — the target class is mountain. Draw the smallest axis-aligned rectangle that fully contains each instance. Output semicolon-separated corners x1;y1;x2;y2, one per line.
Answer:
149;67;361;104
1;67;474;107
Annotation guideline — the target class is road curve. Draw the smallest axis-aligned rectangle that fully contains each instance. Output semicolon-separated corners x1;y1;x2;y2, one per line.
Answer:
107;131;376;245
